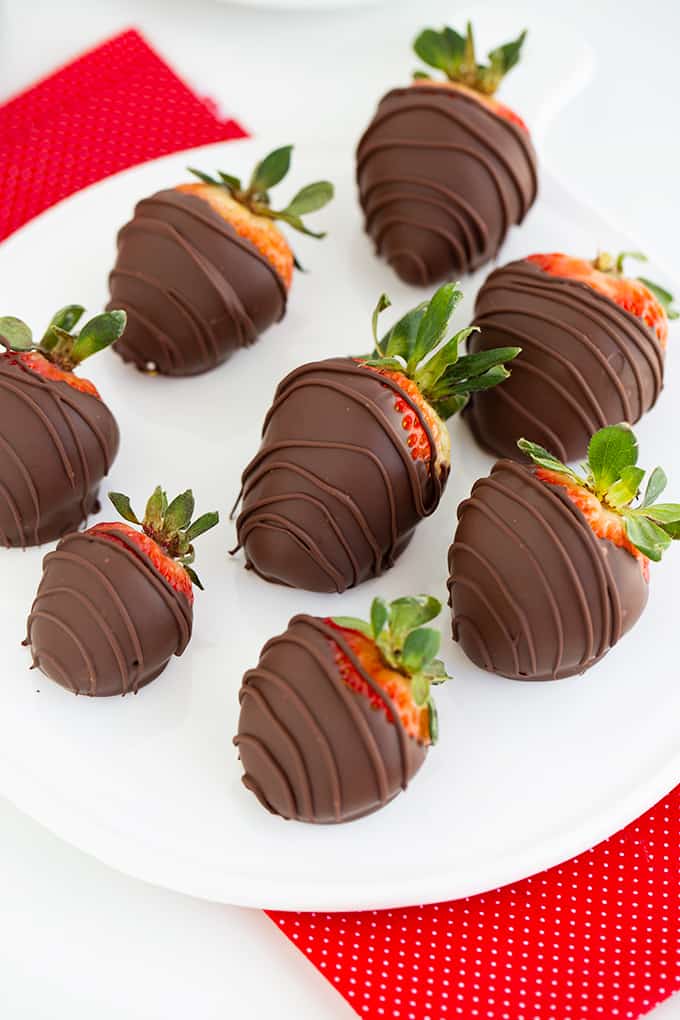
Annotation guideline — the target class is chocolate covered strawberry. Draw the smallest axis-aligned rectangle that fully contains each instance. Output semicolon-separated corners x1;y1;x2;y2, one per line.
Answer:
234;595;449;822
448;424;680;681
108;146;334;376
466;251;677;462
357;22;537;285
26;486;219;696
0;306;126;547
233;283;519;593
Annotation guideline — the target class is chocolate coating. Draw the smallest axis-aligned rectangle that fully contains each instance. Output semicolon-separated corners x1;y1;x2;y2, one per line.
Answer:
356;85;537;285
235;358;447;593
26;526;193;696
447;460;649;681
0;356;119;547
465;260;665;462
234;614;426;823
108;189;287;376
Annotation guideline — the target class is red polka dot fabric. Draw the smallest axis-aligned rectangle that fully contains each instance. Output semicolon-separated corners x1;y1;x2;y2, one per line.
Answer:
268;788;680;1018
0;27;247;242
3;30;680;1020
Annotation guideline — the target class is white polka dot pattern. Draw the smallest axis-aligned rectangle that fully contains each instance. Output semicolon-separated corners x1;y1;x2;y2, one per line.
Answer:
268;791;680;1019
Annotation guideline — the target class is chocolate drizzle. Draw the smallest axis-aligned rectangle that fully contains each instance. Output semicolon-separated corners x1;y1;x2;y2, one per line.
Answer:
356;86;537;284
26;527;192;696
108;189;287;376
0;356;118;547
234;614;426;823
447;460;649;681
234;358;448;593
465;260;665;461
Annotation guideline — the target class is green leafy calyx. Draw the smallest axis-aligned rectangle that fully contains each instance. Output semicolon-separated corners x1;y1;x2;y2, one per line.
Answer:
0;306;127;371
187;146;334;241
108;487;219;590
362;283;520;420
413;22;527;95
332;595;449;744
593;251;678;320
518;424;680;562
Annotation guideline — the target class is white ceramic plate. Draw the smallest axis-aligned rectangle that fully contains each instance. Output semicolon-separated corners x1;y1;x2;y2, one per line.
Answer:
1;131;679;911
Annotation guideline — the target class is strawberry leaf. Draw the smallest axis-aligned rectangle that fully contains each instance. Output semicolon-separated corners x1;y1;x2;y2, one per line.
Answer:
41;305;85;350
267;208;326;238
378;303;428;360
407;282;462;374
410;672;431;707
413;27;464;77
638;276;680;320
218;171;242;191
423;657;451;683
371;294;392;353
428;700;439;745
249;145;292;194
638;503;680;525
284;181;334;218
488;29;527;75
164;490;194;533
643;466;667;506
370;597;388;640
388;596;442;644
587;424;638;497
0;316;33;351
71;310;127;363
606;465;645;509
415;327;478;392
187;167;221;186
185;511;220;541
144;486;167;530
184;566;204;590
623;512;671;561
109;492;140;525
402;627;440;674
331;616;373;638
518;439;581;480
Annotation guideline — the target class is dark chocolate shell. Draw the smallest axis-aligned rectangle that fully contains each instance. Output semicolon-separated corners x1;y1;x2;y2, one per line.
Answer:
465;259;665;462
26;526;193;696
108;189;287;376
356;85;537;285
234;358;448;593
447;459;649;681
0;356;119;547
234;614;427;823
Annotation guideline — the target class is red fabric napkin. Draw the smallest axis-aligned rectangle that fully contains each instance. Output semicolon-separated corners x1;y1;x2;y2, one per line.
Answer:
2;28;679;1020
0;27;247;241
269;787;680;1018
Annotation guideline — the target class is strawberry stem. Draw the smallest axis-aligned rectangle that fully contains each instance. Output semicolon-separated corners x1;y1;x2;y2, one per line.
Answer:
362;285;520;420
187;147;334;239
108;487;219;589
0;306;126;372
519;424;680;563
332;595;450;744
413;22;527;95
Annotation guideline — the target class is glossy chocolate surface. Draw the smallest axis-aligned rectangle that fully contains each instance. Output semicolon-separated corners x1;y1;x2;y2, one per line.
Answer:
0;356;118;547
234;614;426;823
27;527;193;696
235;358;447;593
465;259;665;462
448;460;649;681
108;189;287;376
357;85;537;285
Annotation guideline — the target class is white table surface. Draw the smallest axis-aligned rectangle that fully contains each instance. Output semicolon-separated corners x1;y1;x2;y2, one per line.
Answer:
1;0;679;1017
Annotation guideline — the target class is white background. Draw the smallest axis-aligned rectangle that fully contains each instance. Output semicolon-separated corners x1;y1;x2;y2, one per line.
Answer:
1;0;679;1017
